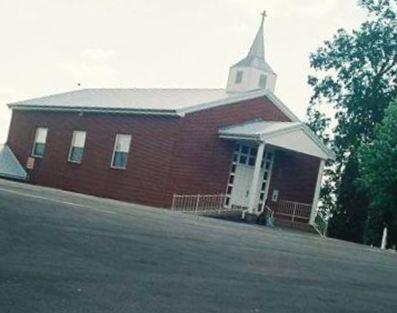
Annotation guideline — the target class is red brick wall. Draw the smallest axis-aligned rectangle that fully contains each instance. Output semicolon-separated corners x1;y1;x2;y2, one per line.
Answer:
165;96;291;205
7;95;312;209
267;149;321;205
7;111;179;207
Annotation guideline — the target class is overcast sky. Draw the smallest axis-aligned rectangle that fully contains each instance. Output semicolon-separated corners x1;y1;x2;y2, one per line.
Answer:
0;0;366;143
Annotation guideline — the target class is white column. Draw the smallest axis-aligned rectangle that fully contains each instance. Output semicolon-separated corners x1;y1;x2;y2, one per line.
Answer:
309;159;326;225
247;142;265;215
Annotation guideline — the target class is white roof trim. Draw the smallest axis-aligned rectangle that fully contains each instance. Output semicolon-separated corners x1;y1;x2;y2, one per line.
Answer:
263;124;335;160
263;92;300;122
219;121;335;160
178;90;300;121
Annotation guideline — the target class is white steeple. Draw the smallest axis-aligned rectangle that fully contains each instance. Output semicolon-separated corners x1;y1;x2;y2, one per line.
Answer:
226;11;277;94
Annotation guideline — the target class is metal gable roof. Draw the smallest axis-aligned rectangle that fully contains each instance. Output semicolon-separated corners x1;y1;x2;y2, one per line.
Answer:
0;144;27;181
7;88;300;121
8;89;230;115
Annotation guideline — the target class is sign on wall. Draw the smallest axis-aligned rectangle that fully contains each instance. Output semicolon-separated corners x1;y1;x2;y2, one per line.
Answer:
26;157;35;170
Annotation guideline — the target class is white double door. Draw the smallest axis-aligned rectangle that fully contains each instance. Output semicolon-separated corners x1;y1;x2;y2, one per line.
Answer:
230;164;263;208
226;144;274;211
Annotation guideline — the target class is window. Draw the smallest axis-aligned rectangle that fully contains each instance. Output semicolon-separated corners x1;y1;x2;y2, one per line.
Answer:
241;145;249;154
239;155;247;164
259;74;267;88
111;134;131;169
250;147;258;156
32;128;48;157
235;71;244;84
229;175;234;184
68;131;86;164
248;147;257;166
248;157;256;166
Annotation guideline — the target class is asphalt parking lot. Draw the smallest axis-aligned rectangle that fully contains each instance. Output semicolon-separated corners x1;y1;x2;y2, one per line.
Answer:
0;179;396;313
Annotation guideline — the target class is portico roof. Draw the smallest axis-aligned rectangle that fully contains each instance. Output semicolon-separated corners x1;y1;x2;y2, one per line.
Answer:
219;120;335;160
0;144;27;181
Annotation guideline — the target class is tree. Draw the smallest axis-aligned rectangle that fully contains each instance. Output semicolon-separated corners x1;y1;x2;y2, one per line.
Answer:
358;98;397;247
307;0;397;242
327;154;369;243
306;104;335;219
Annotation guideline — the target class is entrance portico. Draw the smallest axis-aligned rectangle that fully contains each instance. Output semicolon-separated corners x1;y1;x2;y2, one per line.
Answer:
219;120;335;223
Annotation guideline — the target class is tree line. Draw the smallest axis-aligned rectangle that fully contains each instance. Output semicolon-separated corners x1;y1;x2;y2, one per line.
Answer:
307;0;397;247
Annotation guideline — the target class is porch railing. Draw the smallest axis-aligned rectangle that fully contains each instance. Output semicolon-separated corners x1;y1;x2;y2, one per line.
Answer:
264;205;275;227
313;214;328;237
171;194;229;214
269;200;312;222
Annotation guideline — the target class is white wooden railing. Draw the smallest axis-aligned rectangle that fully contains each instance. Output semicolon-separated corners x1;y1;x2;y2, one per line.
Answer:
269;200;312;222
171;194;229;214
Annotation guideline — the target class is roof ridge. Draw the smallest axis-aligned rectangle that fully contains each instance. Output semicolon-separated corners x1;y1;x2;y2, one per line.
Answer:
84;88;226;91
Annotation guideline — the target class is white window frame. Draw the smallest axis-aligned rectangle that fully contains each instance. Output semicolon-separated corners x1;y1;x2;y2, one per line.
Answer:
68;131;87;164
111;134;132;170
31;127;48;158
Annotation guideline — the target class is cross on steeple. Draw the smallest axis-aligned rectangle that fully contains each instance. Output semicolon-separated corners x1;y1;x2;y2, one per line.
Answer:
261;10;267;23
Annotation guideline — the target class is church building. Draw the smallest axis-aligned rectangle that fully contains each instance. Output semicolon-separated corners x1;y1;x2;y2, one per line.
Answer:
1;13;334;225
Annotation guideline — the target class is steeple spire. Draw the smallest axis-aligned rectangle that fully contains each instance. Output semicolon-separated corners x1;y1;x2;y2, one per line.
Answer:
247;10;266;59
226;10;277;94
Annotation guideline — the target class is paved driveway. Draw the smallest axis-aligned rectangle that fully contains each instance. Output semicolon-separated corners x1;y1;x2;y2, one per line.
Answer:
0;180;396;313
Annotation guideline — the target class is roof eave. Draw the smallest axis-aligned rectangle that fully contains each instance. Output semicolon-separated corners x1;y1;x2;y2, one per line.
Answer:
8;104;182;117
300;124;336;160
219;133;261;142
0;172;28;181
178;90;299;122
263;92;300;122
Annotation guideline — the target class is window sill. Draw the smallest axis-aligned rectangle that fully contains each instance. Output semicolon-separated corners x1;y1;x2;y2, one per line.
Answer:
31;154;44;158
111;165;127;170
68;160;82;165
